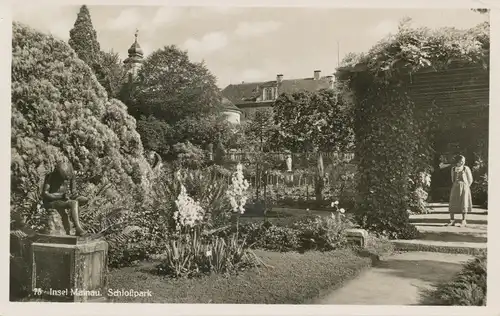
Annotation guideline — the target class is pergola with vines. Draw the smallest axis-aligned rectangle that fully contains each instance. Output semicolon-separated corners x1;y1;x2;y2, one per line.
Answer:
335;21;489;239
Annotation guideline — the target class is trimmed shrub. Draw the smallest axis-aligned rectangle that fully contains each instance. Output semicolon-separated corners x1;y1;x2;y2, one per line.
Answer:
421;254;487;306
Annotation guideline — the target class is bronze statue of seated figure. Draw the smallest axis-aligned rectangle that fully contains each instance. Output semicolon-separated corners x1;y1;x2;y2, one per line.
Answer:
42;162;88;236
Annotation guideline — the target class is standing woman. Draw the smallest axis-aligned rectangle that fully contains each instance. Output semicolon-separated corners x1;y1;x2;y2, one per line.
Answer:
447;155;473;227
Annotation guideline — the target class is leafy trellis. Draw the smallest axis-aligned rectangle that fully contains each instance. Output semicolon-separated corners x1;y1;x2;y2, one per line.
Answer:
337;19;489;239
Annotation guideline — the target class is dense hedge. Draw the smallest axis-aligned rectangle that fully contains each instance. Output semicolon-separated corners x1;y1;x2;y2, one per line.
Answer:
11;22;153;229
339;20;489;239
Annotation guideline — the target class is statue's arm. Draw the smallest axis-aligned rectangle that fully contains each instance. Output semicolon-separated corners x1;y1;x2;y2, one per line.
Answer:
42;176;63;201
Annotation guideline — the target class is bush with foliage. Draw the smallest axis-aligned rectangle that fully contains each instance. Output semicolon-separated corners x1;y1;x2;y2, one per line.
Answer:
170;141;207;169
421;253;487;306
471;154;488;208
255;224;302;252
339;19;489;239
234;208;351;253
11;22;153;263
292;212;350;251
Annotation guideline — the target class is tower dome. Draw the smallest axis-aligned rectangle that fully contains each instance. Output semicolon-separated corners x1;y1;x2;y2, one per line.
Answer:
127;38;143;57
124;29;144;65
124;29;144;81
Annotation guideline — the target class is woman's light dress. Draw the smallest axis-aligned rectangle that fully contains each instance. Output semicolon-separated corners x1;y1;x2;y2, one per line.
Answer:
449;166;473;214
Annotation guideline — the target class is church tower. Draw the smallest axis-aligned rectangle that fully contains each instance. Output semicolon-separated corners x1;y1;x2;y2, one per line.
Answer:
123;29;144;82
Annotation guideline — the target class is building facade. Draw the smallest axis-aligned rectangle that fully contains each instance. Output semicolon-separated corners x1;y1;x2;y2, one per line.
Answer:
221;70;335;120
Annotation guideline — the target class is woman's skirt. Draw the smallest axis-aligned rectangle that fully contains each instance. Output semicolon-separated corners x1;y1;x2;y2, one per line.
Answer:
449;181;473;214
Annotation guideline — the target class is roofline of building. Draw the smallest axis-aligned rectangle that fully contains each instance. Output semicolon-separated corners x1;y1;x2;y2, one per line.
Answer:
222;76;334;90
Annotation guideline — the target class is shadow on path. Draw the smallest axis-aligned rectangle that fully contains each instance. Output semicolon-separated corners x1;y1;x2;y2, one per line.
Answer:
374;258;463;284
410;218;487;225
418;231;487;243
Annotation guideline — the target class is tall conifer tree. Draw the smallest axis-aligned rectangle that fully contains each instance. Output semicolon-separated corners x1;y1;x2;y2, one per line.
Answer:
69;5;101;68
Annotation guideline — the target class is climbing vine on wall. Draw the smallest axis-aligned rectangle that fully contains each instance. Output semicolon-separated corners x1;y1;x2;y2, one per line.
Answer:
352;78;421;239
340;19;489;239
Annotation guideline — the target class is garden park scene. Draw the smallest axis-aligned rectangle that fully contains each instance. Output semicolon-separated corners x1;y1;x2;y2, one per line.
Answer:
10;6;488;306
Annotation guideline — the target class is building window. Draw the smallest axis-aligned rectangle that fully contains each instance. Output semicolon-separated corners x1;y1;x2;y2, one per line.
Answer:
262;87;278;101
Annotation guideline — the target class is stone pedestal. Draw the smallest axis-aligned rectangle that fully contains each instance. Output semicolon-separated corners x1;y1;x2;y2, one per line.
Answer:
30;234;108;302
10;228;37;300
346;228;369;248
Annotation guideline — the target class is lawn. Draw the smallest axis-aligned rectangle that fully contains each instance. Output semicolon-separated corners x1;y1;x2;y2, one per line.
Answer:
107;248;373;304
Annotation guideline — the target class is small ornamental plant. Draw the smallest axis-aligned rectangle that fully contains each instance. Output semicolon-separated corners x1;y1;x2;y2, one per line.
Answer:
330;200;346;223
227;163;251;215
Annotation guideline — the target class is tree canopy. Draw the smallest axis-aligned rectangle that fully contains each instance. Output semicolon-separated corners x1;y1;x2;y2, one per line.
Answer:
241;108;277;152
69;6;126;99
68;5;101;71
271;89;354;153
96;50;126;98
127;45;222;124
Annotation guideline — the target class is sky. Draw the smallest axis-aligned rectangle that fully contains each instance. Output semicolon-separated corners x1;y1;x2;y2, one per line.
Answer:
12;5;488;88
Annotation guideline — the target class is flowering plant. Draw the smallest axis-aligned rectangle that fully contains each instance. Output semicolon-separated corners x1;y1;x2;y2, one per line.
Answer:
173;184;206;231
227;163;250;214
329;200;346;223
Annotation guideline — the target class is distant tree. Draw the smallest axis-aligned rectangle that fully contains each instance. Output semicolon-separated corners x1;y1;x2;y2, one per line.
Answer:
136;116;175;160
272;88;354;201
136;113;235;162
96;50;126;98
172;114;236;152
68;6;125;98
124;45;235;158
272;89;354;154
243;108;277;152
127;45;222;123
339;52;363;68
68;5;101;71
